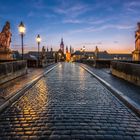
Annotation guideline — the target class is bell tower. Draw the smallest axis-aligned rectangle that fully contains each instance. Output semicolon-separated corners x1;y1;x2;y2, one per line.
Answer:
60;38;64;53
66;46;68;53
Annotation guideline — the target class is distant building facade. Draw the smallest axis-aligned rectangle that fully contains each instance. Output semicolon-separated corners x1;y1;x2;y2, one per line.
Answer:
57;49;65;61
65;46;71;62
71;47;132;62
23;47;56;67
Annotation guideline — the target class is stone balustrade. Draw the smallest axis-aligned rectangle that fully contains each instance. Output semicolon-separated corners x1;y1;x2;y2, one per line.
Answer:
111;61;140;86
0;60;27;85
81;59;111;68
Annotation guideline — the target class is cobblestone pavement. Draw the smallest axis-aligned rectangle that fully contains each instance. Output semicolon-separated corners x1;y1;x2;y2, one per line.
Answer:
0;63;140;140
80;63;140;106
0;64;56;106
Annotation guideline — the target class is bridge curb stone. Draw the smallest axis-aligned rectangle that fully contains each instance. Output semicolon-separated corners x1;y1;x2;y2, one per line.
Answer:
81;64;140;117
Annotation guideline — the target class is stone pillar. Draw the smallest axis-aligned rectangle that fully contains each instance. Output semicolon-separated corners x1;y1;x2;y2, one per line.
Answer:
0;48;13;60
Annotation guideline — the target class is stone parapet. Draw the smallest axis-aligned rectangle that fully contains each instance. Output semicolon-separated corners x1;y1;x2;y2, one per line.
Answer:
0;47;13;60
111;61;140;86
81;59;111;68
132;50;140;61
0;60;27;85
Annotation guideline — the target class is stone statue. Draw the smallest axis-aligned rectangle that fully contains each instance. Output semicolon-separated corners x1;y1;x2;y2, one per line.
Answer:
132;22;140;61
95;46;99;59
0;21;12;49
135;22;140;51
41;46;46;60
41;46;47;67
0;21;13;60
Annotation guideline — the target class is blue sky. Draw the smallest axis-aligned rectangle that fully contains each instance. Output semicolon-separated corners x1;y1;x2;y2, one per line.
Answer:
0;0;140;53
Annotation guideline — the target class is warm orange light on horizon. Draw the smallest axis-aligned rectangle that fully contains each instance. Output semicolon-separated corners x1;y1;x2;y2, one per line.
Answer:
66;52;71;62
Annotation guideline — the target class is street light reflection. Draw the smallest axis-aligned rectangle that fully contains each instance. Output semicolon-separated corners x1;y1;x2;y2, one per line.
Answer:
9;78;49;135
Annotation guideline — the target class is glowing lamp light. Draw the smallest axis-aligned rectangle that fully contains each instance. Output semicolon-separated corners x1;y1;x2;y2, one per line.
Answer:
36;34;41;43
18;22;25;34
36;34;41;67
18;21;25;60
83;46;85;52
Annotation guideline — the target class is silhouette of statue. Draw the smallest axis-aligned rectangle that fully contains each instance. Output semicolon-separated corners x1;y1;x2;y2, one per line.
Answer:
95;46;99;59
0;21;12;49
135;22;140;51
41;46;46;60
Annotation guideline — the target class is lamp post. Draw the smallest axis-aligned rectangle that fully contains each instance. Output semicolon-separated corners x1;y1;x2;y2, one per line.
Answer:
36;34;41;67
18;21;25;60
58;53;61;62
83;46;86;59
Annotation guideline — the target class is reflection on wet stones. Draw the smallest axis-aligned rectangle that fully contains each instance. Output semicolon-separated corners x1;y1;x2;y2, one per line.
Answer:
0;63;140;139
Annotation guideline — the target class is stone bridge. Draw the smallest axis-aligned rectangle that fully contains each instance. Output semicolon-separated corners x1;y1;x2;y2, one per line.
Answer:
0;63;140;140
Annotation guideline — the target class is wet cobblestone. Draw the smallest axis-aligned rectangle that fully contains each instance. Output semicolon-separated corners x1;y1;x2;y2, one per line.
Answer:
0;69;44;101
0;64;55;106
0;63;140;139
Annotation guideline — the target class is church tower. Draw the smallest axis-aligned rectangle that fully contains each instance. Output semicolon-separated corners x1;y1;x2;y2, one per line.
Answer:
66;45;71;62
60;38;64;53
66;46;68;53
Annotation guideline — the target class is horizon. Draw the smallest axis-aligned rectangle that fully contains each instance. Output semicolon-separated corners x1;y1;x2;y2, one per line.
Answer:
0;0;140;53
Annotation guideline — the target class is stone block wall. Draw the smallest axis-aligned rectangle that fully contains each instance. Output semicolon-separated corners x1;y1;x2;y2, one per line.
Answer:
111;61;140;86
0;60;27;85
94;59;111;68
82;59;111;68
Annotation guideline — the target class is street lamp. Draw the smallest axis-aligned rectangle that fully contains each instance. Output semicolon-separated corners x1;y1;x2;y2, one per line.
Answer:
58;53;61;61
83;46;85;52
18;21;25;60
36;34;41;67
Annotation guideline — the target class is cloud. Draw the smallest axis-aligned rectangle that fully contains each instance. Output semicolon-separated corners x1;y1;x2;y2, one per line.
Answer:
53;2;90;18
61;10;120;25
114;41;119;44
27;11;56;19
71;24;134;33
62;18;109;25
63;19;82;24
28;11;34;17
126;1;140;7
124;1;140;13
97;42;102;45
76;42;102;46
88;19;106;25
44;13;56;18
31;0;46;9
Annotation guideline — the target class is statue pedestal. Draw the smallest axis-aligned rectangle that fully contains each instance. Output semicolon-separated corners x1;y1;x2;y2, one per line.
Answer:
0;47;13;60
132;50;140;61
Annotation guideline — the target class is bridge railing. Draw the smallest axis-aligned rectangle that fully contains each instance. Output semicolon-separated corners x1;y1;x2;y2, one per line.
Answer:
80;59;111;68
0;60;27;85
111;61;140;86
